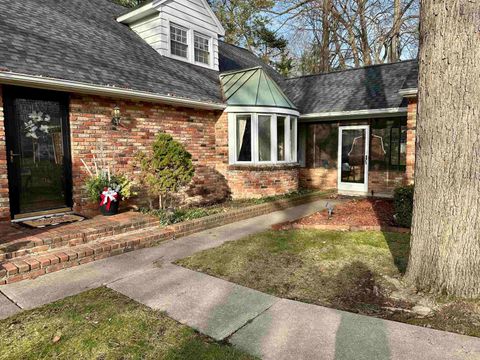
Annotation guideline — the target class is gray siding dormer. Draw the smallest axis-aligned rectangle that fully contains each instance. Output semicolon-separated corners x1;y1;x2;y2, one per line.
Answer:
117;0;225;71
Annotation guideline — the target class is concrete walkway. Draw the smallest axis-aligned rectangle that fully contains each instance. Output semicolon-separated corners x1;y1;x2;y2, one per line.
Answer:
1;199;479;360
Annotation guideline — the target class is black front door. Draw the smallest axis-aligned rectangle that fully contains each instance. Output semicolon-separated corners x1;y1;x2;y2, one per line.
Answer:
4;87;72;217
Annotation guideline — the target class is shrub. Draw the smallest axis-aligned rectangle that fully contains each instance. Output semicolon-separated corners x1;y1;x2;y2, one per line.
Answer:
136;133;194;209
394;185;414;227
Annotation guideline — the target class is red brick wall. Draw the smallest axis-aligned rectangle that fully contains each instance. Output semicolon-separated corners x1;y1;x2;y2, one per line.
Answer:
0;86;10;221
70;95;230;215
405;98;417;184
299;168;337;189
368;169;405;195
215;112;299;198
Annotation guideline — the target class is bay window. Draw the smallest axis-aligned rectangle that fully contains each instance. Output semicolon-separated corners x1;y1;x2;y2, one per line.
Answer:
230;113;298;164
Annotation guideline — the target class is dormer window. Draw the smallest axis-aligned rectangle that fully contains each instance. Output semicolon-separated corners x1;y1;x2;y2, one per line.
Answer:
117;0;225;71
170;23;188;59
194;33;210;65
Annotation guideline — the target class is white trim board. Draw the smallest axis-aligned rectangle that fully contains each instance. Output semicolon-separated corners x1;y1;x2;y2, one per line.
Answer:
398;88;418;97
300;107;407;121
226;106;300;117
0;72;226;110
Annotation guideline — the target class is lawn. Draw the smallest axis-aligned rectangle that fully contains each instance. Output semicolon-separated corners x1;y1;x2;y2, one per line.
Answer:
177;229;480;337
0;287;255;360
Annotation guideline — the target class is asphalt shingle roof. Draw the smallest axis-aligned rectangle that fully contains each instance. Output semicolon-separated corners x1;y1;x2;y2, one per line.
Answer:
0;0;418;113
285;60;418;114
0;0;223;104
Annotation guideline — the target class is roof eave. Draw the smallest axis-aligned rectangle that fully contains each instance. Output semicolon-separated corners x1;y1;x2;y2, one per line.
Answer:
299;107;408;121
399;88;418;98
0;71;226;110
116;2;158;24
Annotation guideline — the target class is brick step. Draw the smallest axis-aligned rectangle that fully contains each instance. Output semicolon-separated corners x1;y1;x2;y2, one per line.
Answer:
0;213;160;262
0;226;174;284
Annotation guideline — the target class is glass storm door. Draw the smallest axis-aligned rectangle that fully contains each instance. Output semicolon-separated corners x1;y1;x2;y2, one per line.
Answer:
5;87;72;217
338;125;369;194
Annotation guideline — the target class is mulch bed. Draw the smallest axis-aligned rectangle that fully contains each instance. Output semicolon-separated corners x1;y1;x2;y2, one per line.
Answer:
275;198;409;232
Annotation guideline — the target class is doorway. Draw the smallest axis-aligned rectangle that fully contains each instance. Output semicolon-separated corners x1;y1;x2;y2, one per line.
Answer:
4;87;72;218
337;125;369;195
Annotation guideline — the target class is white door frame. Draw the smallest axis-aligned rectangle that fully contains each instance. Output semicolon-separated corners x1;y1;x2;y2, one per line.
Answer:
337;125;370;195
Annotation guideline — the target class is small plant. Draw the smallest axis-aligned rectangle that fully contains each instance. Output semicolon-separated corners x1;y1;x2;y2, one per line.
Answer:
136;133;194;210
393;185;414;227
82;157;136;215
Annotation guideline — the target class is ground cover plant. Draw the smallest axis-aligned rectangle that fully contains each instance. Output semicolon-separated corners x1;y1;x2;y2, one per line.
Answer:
0;287;255;360
142;189;329;226
177;229;480;337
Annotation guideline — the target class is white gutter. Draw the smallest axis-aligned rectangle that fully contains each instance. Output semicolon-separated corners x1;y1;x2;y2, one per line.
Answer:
398;88;418;98
0;72;226;110
300;107;407;121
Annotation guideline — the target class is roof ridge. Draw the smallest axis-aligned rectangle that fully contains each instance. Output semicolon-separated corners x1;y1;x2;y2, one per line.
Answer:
286;59;418;81
218;39;254;54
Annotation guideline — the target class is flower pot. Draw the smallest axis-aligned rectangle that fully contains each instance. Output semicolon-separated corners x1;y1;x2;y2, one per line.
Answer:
100;199;120;216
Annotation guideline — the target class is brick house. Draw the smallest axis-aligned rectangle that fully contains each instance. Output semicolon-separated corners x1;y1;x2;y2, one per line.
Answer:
0;0;418;222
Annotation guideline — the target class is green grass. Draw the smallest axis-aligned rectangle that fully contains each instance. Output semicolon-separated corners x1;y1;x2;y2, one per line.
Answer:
0;287;256;360
177;230;480;337
177;230;409;312
143;189;330;226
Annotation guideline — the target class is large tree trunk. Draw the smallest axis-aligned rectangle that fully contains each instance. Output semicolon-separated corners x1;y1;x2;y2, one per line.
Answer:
406;1;480;298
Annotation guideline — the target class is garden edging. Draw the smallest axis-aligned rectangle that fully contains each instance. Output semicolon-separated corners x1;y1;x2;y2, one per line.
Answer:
272;221;410;233
169;192;331;237
0;192;330;284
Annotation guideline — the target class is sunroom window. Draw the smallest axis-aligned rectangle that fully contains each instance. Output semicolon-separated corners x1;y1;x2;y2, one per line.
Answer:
236;115;252;162
230;113;298;164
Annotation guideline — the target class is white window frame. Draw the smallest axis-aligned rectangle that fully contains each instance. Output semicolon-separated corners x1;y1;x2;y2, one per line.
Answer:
193;31;211;66
169;22;189;60
167;20;214;69
228;112;298;165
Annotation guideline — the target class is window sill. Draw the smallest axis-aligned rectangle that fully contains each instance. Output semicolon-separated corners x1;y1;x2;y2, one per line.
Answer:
228;163;300;171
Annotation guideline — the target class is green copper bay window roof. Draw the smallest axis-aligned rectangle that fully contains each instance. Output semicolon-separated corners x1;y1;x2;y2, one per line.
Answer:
220;67;297;110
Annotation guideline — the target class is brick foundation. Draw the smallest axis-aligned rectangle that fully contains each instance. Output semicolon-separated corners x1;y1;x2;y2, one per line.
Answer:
0;85;9;221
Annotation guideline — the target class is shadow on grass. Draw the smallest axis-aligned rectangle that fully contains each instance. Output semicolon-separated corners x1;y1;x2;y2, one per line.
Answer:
364;197;411;274
383;232;410;275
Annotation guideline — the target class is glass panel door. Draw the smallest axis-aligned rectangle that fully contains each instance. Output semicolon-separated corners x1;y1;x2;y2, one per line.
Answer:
5;88;71;216
338;125;369;194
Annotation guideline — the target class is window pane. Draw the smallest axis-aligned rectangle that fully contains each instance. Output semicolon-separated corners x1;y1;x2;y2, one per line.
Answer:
258;115;271;161
290;117;297;162
400;126;407;165
194;33;210;64
236;115;251;161
170;24;188;58
277;116;286;161
390;127;400;166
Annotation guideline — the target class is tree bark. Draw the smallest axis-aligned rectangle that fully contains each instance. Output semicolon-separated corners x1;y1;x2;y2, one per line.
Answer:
320;0;331;72
389;0;401;62
406;0;480;298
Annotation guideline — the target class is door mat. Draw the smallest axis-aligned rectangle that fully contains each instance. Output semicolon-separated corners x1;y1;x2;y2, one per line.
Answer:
21;214;85;228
